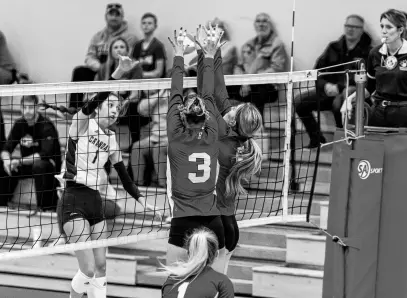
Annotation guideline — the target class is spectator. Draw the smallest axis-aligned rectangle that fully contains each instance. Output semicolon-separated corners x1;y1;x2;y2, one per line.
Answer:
129;89;168;188
96;36;143;82
234;13;288;117
0;95;62;210
121;13;167;153
0;30;16;201
96;36;143;103
132;13;166;79
296;14;372;148
69;3;137;109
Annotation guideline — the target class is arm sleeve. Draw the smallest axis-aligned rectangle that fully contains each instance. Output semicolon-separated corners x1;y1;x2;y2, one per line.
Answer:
201;57;218;143
113;161;142;200
4;122;21;154
214;50;232;116
167;56;186;141
217;277;235;298
38;122;59;160
81;91;111;116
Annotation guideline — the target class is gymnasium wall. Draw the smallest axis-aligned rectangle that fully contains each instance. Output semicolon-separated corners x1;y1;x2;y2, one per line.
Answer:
0;0;406;83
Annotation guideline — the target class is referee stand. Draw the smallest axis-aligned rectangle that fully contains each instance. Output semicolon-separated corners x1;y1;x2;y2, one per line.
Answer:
322;61;407;297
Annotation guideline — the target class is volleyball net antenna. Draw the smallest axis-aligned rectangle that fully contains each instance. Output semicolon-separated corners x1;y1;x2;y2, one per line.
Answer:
0;70;328;261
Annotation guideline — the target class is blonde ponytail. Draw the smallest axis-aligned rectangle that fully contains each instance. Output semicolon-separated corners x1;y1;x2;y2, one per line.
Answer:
225;138;262;199
161;228;219;286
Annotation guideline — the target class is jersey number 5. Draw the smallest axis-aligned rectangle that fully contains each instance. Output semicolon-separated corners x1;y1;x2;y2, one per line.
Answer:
188;153;211;183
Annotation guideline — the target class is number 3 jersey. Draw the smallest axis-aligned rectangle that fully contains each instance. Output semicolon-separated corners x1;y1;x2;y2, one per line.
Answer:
167;55;220;218
168;135;219;218
57;118;118;190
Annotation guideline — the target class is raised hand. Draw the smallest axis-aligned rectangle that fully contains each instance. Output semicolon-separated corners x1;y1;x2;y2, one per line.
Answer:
168;28;188;57
195;22;225;58
117;55;140;73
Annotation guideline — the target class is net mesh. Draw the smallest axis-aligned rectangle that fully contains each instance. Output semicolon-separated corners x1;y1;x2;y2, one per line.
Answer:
0;70;318;260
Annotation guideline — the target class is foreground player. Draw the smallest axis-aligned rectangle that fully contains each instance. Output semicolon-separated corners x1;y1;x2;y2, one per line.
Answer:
166;28;226;270
161;227;234;298
195;24;263;273
56;91;161;298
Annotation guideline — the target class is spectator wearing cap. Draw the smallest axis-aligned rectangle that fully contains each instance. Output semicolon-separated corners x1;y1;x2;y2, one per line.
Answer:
68;3;138;109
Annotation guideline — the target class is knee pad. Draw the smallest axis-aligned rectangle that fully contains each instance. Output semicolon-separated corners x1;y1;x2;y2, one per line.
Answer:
71;269;92;294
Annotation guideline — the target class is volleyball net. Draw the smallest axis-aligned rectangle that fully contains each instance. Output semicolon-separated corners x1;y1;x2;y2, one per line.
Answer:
0;69;323;260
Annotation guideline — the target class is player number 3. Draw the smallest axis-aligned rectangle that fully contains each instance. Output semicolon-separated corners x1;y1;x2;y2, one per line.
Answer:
188;152;211;183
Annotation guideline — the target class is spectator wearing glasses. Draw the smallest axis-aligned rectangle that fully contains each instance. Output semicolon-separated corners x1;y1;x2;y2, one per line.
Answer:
68;3;138;109
295;14;372;148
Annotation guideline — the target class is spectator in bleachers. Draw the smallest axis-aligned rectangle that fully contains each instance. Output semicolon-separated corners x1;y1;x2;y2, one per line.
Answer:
118;13;167;151
295;14;372;148
130;89;168;188
96;37;143;82
0;30;16;204
0;95;62;210
132;13;167;79
96;36;143;104
233;13;288;117
69;3;138;109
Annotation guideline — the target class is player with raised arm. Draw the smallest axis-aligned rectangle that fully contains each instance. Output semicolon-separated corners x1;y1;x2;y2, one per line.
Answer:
166;28;226;271
161;227;234;298
195;23;263;273
55;90;161;298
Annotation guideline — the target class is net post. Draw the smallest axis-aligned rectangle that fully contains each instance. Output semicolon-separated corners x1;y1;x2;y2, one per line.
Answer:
354;59;367;136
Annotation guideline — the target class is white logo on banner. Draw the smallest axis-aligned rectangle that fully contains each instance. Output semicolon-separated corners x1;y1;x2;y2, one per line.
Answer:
357;160;383;180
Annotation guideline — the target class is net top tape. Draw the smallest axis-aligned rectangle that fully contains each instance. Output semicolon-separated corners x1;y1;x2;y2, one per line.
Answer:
0;70;317;96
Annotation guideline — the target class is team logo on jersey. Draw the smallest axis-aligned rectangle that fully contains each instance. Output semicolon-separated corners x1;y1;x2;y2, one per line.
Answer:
88;135;110;152
399;60;407;71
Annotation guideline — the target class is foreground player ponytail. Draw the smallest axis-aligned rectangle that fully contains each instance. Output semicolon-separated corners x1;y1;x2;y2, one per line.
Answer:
42;91;127;118
226;103;263;199
161;228;218;286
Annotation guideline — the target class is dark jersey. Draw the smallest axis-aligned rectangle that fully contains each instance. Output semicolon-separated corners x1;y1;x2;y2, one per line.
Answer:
162;267;234;298
217;133;248;216
167;56;220;218
4;114;62;172
131;37;167;78
367;40;407;101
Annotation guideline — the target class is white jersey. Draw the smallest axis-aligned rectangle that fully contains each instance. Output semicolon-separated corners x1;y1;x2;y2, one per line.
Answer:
57;118;118;190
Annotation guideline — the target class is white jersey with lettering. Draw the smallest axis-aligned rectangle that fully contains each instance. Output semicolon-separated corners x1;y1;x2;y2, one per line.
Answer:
56;118;117;190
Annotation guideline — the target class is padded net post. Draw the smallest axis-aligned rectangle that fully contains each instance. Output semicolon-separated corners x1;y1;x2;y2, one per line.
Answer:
354;59;367;136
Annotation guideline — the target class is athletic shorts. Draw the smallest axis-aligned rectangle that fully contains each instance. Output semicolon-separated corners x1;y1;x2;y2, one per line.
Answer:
221;215;239;251
57;182;105;231
169;215;225;249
